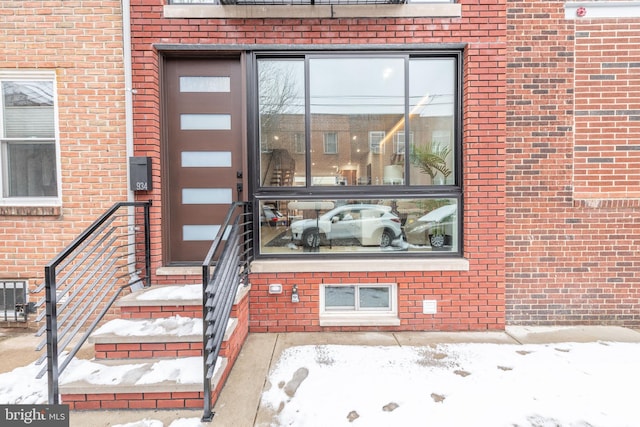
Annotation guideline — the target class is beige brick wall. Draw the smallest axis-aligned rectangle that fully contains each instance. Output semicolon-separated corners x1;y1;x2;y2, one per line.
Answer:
0;1;128;290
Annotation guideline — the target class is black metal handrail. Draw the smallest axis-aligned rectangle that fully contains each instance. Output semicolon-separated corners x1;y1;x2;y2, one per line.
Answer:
201;201;253;421
34;201;152;404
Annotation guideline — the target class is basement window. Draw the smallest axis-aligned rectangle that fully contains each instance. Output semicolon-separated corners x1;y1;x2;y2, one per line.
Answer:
0;280;28;322
320;283;399;326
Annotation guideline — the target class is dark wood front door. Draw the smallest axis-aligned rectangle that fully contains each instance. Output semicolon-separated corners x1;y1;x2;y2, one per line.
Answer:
164;57;243;264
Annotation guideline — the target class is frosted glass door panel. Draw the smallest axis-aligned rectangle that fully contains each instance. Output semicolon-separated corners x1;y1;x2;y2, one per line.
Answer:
179;76;230;93
183;225;220;241
181;151;232;168
180;114;231;130
182;188;233;204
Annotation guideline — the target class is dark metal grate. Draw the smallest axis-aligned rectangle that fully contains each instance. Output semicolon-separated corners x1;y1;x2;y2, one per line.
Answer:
0;280;28;322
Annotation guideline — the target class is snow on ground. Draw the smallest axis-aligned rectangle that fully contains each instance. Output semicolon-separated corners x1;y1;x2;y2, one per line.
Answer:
0;358;49;405
92;315;202;337
113;419;203;427
259;342;639;427
60;356;202;386
1;340;639;426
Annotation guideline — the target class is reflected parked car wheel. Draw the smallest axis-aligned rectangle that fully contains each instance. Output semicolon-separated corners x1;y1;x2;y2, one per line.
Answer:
380;229;394;247
302;228;321;248
430;234;445;248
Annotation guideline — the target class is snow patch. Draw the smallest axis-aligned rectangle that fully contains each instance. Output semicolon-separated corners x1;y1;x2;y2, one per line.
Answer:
93;315;202;337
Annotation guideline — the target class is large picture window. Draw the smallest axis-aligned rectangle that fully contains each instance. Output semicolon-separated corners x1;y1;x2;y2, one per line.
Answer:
0;73;58;203
255;52;461;256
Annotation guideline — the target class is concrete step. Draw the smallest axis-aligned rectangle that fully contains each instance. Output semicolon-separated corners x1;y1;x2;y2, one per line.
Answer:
115;284;250;320
60;356;227;410
118;284;202;306
59;283;251;411
117;284;203;319
89;316;237;359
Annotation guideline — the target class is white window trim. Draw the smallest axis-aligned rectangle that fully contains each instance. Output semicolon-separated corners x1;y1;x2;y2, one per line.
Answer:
320;282;399;327
323;132;338;154
0;70;61;207
294;133;305;154
252;257;470;273
394;131;414;155
369;131;385;155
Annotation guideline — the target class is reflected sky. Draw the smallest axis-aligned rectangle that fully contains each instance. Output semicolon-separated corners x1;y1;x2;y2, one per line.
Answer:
258;56;456;116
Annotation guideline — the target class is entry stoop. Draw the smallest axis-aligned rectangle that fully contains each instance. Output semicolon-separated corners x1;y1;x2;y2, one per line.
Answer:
59;283;250;411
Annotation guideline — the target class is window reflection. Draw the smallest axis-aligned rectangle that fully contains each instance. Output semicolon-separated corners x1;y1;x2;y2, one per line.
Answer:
255;53;461;258
258;59;305;187
257;56;456;189
259;198;458;254
408;58;456;186
309;57;405;187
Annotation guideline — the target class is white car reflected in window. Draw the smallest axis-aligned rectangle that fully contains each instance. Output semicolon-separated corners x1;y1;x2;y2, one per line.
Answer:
290;204;403;248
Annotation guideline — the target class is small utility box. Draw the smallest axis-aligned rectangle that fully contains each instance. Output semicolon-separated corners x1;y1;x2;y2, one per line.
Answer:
129;156;152;192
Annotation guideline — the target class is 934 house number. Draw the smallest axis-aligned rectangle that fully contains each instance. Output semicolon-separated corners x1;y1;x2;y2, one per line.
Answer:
135;182;148;191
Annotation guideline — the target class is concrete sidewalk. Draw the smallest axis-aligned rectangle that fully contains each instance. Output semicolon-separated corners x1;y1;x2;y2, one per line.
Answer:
3;326;640;426
209;326;640;427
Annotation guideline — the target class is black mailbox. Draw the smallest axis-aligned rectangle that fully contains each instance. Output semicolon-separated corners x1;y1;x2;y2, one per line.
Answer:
129;156;152;191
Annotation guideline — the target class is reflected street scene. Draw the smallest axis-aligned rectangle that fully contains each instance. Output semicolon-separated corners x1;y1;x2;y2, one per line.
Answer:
259;198;458;255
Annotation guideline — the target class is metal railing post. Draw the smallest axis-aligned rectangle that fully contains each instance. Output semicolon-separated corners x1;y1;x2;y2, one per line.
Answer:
44;264;59;404
143;201;152;287
202;263;212;421
200;202;253;422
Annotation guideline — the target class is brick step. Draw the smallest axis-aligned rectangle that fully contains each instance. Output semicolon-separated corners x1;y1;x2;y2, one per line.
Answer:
117;284;203;319
90;316;238;360
60;356;227;410
60;284;251;411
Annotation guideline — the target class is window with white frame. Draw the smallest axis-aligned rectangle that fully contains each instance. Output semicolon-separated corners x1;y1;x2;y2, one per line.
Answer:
294;132;305;154
369;131;385;154
0;72;59;203
323;132;338;154
320;283;398;326
394;131;414;155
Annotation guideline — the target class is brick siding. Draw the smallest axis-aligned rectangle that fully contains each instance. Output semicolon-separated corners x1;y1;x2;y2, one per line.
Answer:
119;304;202;319
506;2;640;325
63;391;205;411
8;0;637;332
93;341;203;359
129;0;507;331
0;1;129;310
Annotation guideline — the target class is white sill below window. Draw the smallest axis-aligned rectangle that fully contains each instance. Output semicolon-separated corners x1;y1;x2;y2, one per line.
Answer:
164;3;462;20
251;257;470;273
320;312;400;327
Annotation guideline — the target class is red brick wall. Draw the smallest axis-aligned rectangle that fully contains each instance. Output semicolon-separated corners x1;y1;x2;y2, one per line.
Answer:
573;20;640;199
0;1;128;312
506;2;640;325
250;270;504;332
130;0;507;331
